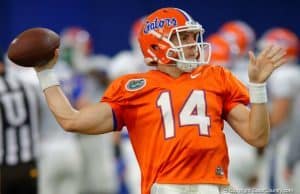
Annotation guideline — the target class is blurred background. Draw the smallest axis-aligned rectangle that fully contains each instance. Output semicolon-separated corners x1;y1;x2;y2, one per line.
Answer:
1;0;300;55
1;1;300;194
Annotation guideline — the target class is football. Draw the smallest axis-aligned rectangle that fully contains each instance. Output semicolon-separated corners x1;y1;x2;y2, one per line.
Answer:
7;27;60;67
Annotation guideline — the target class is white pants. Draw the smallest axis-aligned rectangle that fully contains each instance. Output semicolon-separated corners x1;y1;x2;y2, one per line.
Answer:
257;135;290;189
291;162;300;194
151;183;231;194
39;138;82;194
121;137;141;194
228;145;257;188
78;133;118;193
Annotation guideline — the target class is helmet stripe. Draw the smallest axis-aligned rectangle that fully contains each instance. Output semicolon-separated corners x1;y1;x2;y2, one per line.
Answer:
175;8;192;21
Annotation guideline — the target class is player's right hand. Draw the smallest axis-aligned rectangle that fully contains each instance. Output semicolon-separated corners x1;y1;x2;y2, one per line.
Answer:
34;49;59;72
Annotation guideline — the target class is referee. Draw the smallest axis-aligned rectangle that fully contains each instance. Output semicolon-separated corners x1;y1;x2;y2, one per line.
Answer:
0;49;41;194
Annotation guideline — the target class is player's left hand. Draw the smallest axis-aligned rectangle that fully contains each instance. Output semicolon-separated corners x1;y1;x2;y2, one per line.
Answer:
248;45;287;83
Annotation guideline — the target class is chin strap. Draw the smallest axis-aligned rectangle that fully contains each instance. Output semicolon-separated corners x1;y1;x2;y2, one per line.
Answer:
176;62;198;72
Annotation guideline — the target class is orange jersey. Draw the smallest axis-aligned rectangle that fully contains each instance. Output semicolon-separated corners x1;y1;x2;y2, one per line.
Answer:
101;65;249;194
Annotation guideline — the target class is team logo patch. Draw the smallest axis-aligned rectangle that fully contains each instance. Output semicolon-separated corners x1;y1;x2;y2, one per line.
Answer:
126;78;146;91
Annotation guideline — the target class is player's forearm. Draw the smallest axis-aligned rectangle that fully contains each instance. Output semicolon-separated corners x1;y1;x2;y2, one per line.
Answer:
43;86;114;134
246;81;270;147
249;103;270;147
35;66;85;132
36;66;114;134
43;86;80;131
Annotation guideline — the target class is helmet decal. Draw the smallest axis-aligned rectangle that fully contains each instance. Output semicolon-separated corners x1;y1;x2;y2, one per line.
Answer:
144;18;177;34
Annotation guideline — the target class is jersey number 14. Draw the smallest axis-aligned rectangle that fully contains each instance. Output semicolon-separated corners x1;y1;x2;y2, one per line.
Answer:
157;90;211;139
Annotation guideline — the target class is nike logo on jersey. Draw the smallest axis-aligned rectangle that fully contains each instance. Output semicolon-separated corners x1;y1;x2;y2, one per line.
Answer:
190;73;201;79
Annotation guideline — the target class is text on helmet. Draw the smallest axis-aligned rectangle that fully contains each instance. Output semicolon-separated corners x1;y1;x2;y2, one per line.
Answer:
144;18;177;34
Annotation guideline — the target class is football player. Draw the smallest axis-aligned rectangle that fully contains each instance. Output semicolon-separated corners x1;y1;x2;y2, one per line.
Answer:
40;27;117;194
255;28;300;192
32;7;286;194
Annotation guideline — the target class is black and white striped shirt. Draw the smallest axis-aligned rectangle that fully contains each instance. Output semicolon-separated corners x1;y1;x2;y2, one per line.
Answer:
0;75;41;166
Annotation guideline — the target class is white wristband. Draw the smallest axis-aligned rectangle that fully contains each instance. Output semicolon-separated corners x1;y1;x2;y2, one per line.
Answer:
248;82;268;103
36;69;60;91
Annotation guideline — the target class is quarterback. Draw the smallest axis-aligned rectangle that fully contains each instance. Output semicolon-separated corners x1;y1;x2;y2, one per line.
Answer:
33;7;286;194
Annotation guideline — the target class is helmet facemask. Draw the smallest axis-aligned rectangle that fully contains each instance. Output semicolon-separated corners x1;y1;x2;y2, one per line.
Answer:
165;22;211;72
